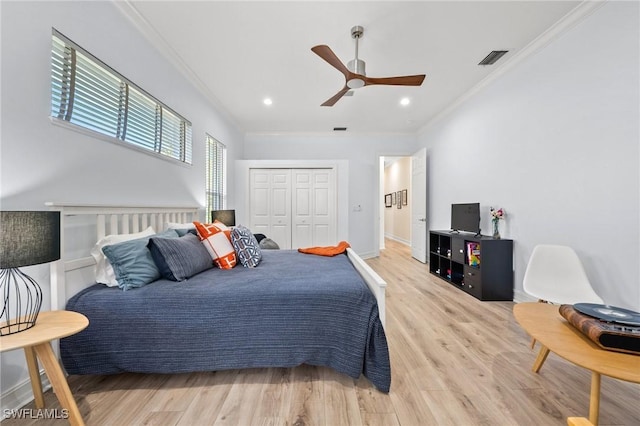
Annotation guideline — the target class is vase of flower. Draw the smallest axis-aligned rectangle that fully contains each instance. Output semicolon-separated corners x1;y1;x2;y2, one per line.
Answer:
490;207;505;239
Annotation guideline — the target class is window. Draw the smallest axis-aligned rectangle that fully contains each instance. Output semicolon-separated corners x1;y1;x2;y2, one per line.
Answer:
206;135;226;222
51;29;192;164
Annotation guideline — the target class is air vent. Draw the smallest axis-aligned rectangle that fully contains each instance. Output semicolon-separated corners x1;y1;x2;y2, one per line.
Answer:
344;90;354;97
478;50;508;66
333;127;347;131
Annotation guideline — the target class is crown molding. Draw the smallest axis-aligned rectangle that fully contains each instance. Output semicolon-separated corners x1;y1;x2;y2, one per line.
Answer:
112;1;244;134
417;0;608;136
244;130;416;139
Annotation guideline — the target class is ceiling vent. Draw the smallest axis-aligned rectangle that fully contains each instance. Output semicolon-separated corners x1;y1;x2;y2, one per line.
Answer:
478;50;508;66
333;127;347;131
344;90;354;97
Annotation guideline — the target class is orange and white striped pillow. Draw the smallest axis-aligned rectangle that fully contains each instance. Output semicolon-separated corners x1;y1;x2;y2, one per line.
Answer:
193;221;237;269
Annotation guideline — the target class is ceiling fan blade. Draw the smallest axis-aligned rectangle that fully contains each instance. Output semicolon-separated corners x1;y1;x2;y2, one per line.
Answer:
311;45;350;78
321;86;350;107
364;74;426;86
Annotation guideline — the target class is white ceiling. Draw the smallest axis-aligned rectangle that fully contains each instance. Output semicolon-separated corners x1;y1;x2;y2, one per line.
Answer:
122;1;582;135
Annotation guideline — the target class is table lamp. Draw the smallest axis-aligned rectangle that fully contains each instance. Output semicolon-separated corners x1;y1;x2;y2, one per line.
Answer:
0;211;60;335
211;209;236;227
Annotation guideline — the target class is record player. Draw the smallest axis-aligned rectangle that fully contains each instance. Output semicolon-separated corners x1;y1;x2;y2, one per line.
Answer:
559;303;640;355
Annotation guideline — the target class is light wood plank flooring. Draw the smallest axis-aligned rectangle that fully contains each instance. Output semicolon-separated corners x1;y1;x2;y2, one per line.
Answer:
5;239;639;425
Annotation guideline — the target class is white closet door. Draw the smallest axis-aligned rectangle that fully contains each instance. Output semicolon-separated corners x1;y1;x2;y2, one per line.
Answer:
250;169;292;249
292;169;335;248
292;170;313;248
250;168;336;250
310;169;334;246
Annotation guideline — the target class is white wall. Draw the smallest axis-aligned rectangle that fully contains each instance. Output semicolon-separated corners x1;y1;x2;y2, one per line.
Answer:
0;0;242;406
418;2;639;310
243;133;417;256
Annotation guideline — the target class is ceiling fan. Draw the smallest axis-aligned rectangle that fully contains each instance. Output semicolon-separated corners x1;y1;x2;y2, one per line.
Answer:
311;25;426;107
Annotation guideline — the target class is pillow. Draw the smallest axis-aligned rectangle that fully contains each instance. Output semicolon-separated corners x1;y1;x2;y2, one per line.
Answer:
102;229;179;290
259;238;280;250
193;221;237;269
147;233;213;281
90;226;155;287
166;222;197;237
231;225;262;268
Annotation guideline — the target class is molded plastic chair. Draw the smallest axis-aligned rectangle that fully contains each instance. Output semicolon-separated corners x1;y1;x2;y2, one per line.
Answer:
522;244;603;372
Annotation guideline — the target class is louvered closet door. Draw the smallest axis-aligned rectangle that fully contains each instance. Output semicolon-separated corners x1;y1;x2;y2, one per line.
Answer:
291;169;335;248
249;169;292;249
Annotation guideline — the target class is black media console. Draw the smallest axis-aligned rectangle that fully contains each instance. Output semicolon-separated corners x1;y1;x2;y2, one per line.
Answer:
429;230;513;301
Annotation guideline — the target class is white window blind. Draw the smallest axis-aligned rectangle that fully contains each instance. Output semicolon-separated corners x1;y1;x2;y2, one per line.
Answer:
51;29;192;164
206;135;226;222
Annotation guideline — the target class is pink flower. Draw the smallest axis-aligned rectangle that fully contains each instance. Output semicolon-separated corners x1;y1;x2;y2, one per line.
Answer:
491;207;505;220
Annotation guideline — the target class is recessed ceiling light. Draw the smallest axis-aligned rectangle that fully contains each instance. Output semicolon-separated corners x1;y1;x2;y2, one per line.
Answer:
263;98;273;106
400;97;410;106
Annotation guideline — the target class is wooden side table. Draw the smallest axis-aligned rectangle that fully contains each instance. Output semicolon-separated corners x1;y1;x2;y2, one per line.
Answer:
514;303;640;426
0;310;89;426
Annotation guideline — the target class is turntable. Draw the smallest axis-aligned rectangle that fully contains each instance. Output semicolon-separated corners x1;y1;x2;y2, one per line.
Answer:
559;303;640;355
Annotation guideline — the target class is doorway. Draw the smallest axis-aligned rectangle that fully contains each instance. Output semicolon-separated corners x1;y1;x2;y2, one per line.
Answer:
378;148;428;263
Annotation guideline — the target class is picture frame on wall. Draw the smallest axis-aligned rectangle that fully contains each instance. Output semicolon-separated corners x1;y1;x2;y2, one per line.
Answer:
385;193;392;208
392;192;396;205
397;191;402;209
402;189;408;206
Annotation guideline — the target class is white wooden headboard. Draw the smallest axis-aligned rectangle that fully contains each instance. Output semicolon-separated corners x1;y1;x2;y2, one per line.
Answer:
46;203;200;311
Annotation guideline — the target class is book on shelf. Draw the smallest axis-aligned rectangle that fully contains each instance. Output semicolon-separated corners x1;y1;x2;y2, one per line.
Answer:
467;242;480;267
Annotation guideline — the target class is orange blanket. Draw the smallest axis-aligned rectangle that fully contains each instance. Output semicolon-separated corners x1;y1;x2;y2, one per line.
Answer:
298;241;351;257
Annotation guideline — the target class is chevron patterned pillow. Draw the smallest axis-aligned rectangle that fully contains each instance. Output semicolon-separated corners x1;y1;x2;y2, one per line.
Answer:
230;225;262;268
193;221;237;269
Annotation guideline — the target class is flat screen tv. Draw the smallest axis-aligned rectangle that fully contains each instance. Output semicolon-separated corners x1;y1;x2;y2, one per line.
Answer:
451;203;480;234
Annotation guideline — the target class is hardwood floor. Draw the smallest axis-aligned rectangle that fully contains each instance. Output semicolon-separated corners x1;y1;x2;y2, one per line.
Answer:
5;239;639;425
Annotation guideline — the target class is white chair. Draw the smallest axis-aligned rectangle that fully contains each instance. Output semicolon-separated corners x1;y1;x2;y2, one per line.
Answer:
522;244;603;372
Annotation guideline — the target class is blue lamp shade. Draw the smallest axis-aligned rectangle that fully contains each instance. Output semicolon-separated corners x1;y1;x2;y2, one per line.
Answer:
211;209;236;227
0;211;60;335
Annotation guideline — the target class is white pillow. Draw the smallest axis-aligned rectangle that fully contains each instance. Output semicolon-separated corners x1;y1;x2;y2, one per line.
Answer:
90;226;155;286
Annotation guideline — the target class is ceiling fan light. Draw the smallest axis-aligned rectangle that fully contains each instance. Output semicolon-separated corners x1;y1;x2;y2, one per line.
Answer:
347;78;365;89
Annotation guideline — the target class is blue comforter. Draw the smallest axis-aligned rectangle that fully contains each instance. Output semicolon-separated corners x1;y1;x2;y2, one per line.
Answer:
62;250;391;392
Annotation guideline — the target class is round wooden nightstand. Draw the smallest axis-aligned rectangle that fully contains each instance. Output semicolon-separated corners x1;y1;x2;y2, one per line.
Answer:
1;310;89;426
514;303;640;426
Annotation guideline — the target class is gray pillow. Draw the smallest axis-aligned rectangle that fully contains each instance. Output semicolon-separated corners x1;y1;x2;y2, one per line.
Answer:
147;233;213;281
103;229;179;290
259;238;280;250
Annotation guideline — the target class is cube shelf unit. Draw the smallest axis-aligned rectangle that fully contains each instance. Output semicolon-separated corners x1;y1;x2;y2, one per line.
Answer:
429;230;513;301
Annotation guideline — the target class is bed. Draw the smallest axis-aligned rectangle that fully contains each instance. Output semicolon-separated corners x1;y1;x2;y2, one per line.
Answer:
48;203;390;392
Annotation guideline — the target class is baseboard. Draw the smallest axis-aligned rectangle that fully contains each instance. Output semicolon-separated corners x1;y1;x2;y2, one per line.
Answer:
1;370;51;418
513;289;538;304
357;251;378;260
383;234;411;246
